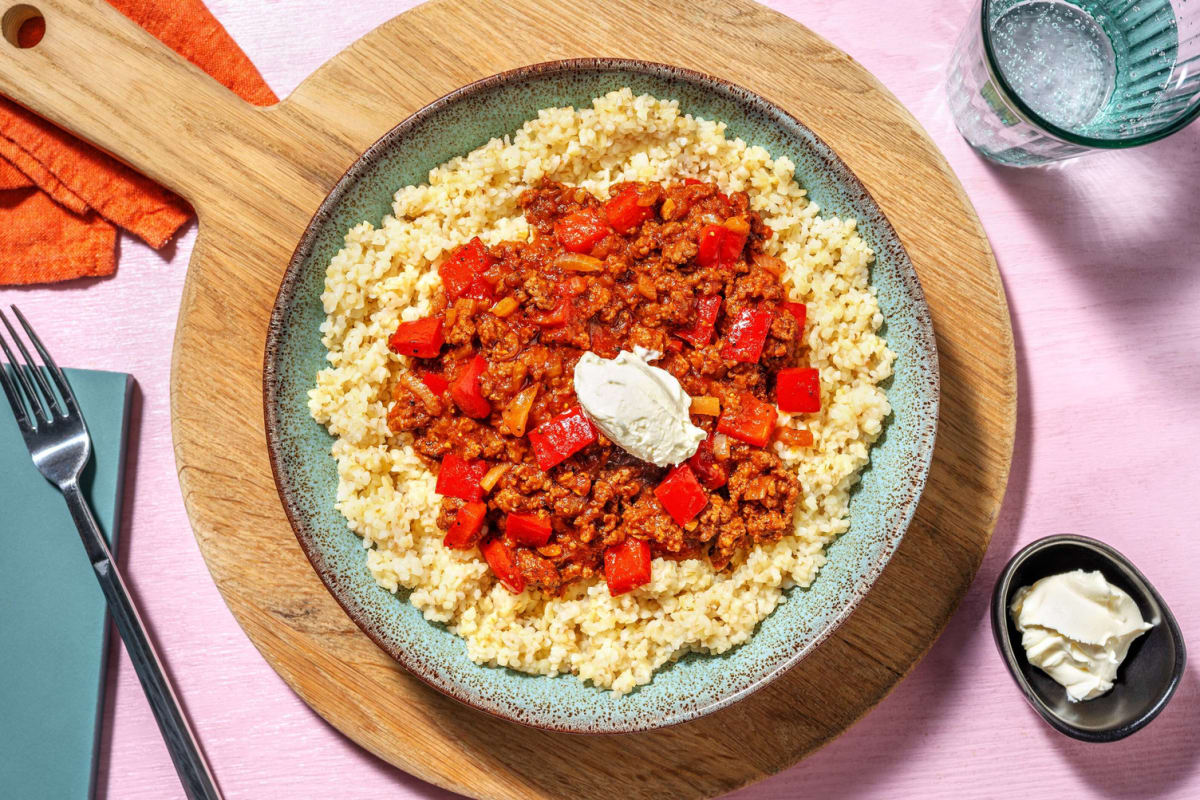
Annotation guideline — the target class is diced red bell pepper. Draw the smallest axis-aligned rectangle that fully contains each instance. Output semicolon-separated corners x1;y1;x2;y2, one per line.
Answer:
721;308;773;363
783;302;807;331
653;465;709;526
686;435;728;489
528;406;597;470
604;187;655;234
440;238;496;302
604;537;652;596
527;298;572;328
720;226;748;263
505;512;552;547
481;538;525;594
444;501;487;549
717;392;777;447
461;275;496;302
696;223;747;267
419;370;449;396
683;178;702;186
435;453;489;501
450;353;491;418
775;367;821;413
554;210;609;253
697;224;726;267
387;316;444;358
674;295;722;347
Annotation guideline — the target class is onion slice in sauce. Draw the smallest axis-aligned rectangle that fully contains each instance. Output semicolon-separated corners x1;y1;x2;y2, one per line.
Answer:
553;252;605;272
479;463;511;493
752;251;787;276
400;371;442;415
502;385;539;437
775;427;814;448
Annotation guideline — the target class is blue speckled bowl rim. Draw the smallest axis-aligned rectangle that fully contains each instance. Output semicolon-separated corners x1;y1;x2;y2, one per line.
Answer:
264;58;940;734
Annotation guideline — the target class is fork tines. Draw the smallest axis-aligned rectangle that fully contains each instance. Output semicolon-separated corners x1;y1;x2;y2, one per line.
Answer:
0;306;77;431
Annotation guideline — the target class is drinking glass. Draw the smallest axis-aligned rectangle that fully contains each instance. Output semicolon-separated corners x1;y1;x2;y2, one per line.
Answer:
947;0;1200;165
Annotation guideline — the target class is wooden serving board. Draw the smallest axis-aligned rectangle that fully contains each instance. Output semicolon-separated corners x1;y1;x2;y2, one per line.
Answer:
0;1;1015;797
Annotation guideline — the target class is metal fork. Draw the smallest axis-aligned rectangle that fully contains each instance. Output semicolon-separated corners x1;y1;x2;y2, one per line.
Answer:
0;306;221;800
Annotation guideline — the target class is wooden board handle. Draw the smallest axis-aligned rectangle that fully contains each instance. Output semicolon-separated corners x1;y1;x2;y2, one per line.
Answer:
0;0;286;209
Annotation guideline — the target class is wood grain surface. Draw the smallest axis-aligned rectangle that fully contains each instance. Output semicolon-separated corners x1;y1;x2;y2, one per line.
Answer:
0;0;1015;797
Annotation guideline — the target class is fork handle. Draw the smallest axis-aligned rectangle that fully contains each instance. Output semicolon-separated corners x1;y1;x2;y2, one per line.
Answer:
63;482;222;800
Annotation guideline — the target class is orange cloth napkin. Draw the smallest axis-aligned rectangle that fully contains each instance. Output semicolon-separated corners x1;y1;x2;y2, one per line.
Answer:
0;0;277;285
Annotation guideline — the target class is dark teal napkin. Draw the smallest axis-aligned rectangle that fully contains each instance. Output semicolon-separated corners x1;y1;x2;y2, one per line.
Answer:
0;369;133;800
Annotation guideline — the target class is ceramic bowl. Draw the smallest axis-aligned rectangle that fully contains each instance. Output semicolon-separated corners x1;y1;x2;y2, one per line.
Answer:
263;59;940;733
992;535;1186;742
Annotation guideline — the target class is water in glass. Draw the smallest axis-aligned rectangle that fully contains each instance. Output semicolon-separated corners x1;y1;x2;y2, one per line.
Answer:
948;0;1200;165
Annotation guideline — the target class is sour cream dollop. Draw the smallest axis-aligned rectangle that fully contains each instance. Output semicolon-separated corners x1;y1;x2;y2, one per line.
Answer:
573;347;705;467
1010;569;1154;702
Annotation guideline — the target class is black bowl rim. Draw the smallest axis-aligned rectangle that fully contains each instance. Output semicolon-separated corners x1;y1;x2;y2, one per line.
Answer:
991;534;1187;742
262;57;941;733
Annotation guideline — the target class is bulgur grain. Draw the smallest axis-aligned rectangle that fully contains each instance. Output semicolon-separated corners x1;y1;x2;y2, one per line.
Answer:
308;90;893;693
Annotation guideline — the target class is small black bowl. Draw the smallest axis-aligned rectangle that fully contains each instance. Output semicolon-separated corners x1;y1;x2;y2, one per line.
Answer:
992;535;1186;742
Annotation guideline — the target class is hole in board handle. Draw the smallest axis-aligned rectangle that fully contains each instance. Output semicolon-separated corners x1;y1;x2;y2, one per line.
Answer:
3;4;44;48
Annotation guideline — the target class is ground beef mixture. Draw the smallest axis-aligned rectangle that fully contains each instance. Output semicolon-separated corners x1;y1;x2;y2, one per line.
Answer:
386;179;821;596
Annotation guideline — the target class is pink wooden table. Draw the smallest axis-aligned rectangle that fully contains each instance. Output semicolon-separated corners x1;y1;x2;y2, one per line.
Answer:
4;1;1198;797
